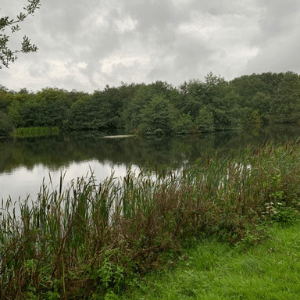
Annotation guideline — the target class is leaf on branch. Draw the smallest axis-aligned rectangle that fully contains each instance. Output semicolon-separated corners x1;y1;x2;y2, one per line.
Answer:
17;13;26;22
21;36;38;53
24;0;41;15
0;0;41;69
0;17;9;31
11;25;21;33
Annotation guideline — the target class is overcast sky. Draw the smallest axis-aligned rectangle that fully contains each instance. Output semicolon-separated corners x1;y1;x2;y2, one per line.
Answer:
1;0;300;93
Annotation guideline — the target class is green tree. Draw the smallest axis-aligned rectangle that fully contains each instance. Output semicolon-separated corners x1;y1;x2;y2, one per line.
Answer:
258;72;285;96
173;112;195;134
178;74;228;122
230;74;266;108
122;84;154;133
250;92;271;123
178;80;206;120
211;90;241;131
269;72;300;123
7;97;25;127
0;87;11;113
92;85;125;130
195;106;215;133
0;111;14;136
15;88;70;128
68;94;97;130
0;0;41;69
139;95;175;136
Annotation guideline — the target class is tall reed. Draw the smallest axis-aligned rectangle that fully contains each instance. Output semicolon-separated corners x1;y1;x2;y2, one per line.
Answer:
1;141;300;299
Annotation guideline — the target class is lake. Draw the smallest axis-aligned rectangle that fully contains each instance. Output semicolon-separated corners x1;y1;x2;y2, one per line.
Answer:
1;125;300;203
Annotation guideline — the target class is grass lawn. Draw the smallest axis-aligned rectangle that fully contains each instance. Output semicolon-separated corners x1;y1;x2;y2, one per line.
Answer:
121;222;300;300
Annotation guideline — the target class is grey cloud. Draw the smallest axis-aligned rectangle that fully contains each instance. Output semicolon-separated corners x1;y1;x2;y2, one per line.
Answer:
45;75;90;92
123;0;190;30
242;0;300;76
191;0;257;16
252;0;300;45
146;34;214;85
2;0;300;92
101;60;144;87
243;28;300;75
28;61;50;78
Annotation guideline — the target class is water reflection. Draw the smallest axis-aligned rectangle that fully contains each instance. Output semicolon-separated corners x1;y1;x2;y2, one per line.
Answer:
0;160;137;202
1;125;300;202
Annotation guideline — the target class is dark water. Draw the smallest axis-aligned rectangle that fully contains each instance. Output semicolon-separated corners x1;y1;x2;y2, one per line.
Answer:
1;125;300;202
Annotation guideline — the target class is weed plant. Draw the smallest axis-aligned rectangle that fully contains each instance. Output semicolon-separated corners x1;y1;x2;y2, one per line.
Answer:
1;141;300;299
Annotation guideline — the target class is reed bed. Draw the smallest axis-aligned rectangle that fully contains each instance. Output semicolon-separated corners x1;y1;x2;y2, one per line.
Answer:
11;127;60;138
1;141;300;299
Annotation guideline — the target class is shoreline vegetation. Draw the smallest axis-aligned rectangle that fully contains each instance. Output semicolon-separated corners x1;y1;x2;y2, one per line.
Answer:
11;126;60;138
1;141;300;299
1;71;300;138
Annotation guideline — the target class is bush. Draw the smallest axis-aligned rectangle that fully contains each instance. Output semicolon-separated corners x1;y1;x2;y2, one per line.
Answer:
272;205;300;226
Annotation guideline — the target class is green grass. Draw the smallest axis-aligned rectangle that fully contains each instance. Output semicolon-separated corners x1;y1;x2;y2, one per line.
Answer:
1;141;300;299
121;222;300;300
11;126;60;137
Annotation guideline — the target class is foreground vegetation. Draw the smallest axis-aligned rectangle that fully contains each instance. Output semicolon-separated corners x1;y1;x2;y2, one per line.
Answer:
1;71;300;137
1;141;300;299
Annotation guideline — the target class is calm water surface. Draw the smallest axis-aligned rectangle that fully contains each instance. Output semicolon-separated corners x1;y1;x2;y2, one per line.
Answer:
1;125;300;203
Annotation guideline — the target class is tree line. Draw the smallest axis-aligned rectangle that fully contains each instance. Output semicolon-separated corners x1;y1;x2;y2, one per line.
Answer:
0;71;300;137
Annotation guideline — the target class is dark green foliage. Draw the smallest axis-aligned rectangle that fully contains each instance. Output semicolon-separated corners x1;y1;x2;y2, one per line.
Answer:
0;111;14;136
123;81;180;134
122;84;149;133
173;113;195;134
178;80;207;120
92;85;125;130
195;106;214;132
211;89;241;131
230;74;267;107
230;72;285;107
177;74;241;132
272;205;299;226
0;89;12;114
67;94;98;130
139;95;175;136
269;72;300;123
250;92;271;124
5;91;33;127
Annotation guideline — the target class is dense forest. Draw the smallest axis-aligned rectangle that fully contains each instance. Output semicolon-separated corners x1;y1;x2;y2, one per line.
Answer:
1;71;300;137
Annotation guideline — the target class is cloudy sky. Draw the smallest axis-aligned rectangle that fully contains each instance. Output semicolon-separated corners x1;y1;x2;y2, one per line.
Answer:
1;0;300;93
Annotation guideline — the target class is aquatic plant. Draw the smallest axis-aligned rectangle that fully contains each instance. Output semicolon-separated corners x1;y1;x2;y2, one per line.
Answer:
11;126;60;138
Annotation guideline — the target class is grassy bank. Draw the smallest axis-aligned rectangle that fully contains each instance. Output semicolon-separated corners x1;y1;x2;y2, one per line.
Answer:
121;222;300;299
1;141;300;299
